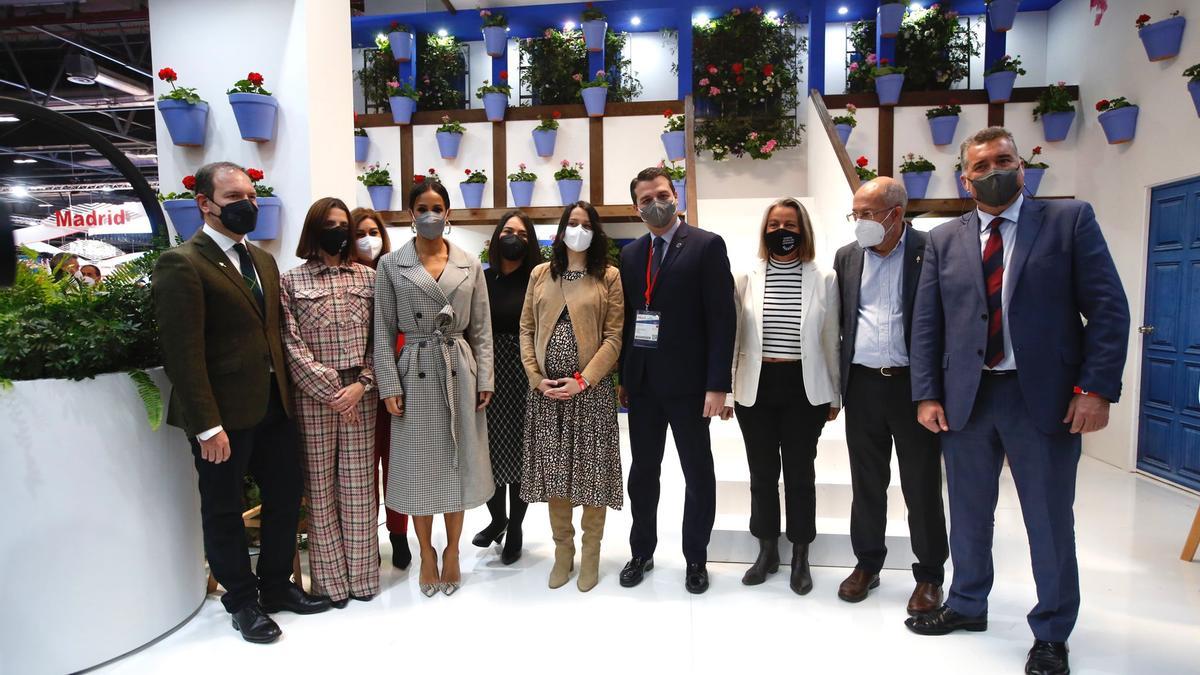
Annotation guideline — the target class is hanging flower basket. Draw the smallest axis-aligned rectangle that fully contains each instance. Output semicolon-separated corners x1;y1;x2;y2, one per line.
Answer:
672;179;687;209
227;72;277;142
460;169;488;209
660;108;687;160
162;199;203;240
481;10;509;57
1021;146;1048;196
367;185;392;211
436;116;466;159
1034;83;1075;142
155;67;208;147
1096;99;1139;144
984;71;1017;103
878;2;905;38
873;66;906;106
954;171;971;199
1136;13;1186;62
580;72;609;117
532;111;561;157
354;134;369;163
247;197;281;241
926;104;961;146
834;124;852;146
388;22;413;62
582;20;607;52
831;104;857;146
556;179;583;205
386;78;420;125
899;153;936;199
987;0;1021;33
1040;111;1074;141
508;181;534;207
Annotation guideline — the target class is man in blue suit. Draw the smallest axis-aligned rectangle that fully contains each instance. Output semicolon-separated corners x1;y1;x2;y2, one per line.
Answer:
907;128;1129;675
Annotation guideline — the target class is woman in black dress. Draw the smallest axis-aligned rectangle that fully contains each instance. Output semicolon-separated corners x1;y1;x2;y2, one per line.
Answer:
472;210;542;563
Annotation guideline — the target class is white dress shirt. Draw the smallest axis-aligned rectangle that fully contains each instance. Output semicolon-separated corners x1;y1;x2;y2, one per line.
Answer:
976;194;1022;371
196;224;262;442
852;228;909;368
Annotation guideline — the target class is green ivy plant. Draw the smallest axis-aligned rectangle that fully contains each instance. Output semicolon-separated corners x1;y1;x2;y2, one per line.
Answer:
518;27;641;105
357;36;399;112
418;34;468;111
691;7;806;161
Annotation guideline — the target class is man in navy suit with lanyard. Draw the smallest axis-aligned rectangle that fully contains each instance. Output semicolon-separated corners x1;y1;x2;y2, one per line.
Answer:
617;166;736;594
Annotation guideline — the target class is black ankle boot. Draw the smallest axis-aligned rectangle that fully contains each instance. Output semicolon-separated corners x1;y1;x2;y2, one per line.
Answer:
790;543;813;595
471;518;508;548
501;523;523;565
741;537;780;586
390;532;412;570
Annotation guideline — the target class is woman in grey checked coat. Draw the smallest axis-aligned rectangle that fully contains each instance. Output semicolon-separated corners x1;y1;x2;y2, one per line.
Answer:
374;181;495;598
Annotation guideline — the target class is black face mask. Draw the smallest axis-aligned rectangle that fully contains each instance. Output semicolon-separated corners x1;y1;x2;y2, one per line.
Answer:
765;228;800;257
969;169;1023;208
318;227;350;256
210;198;258;235
497;234;528;261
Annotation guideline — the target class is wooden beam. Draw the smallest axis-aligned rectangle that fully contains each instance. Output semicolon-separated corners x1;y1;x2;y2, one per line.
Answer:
400;124;414;212
439;0;456;13
492;121;506;209
808;89;860;193
878;105;894;178
683;94;699;226
381;205;639;226
589;117;603;205
823;85;1081;110
987;103;1005;128
357;100;686;128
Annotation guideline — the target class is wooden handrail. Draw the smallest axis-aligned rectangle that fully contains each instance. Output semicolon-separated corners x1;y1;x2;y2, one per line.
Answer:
683;93;699;226
809;88;861;195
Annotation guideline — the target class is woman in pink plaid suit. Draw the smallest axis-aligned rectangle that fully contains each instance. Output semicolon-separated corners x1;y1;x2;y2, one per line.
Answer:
281;197;381;607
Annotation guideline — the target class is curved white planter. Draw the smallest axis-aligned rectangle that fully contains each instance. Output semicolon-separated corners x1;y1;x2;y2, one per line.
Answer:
0;368;205;675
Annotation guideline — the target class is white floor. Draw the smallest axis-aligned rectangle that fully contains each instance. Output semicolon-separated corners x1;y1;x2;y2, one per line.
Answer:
99;416;1200;675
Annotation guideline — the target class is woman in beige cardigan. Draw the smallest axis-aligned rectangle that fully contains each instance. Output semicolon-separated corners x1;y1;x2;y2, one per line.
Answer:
519;201;624;592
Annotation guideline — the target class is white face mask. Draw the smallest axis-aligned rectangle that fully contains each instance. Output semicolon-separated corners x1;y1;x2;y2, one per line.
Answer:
81;276;97;287
355;234;383;261
562;224;594;253
854;208;898;249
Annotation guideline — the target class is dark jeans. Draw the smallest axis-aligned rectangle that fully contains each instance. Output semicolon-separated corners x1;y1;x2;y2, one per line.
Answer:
844;365;948;584
627;388;715;564
734;361;830;545
189;384;303;613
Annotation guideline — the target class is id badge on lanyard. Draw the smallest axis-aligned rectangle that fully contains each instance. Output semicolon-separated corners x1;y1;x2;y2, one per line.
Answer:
634;243;663;349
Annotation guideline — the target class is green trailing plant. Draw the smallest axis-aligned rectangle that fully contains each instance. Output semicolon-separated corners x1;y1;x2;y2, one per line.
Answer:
417;34;468;111
985;54;1026;76
896;5;978;91
1095;96;1134;113
507;163;537;182
387;77;421;101
554;160;584;181
846;20;875;93
462;168;488;184
357;36;399;112
357;163;392;187
480;8;508;28
899;152;936;173
155;67;203;104
535;111;562;131
227;71;271;96
831;104;858;127
926;103;962;119
129;369;164;431
437;115;466;134
855;155;877;181
518;27;641;105
1033;81;1074;120
1022;145;1049;169
658;160;686;181
662;108;685;132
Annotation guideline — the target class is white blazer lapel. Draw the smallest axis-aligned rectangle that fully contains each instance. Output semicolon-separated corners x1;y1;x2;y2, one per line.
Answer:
799;260;817;333
751;260;767;339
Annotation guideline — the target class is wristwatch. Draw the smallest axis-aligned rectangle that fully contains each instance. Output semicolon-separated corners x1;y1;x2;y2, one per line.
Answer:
358;375;374;393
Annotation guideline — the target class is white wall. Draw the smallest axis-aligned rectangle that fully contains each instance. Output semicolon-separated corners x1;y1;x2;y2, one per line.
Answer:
151;0;356;272
805;97;857;268
627;31;679;101
1006;10;1048;86
1044;0;1200;471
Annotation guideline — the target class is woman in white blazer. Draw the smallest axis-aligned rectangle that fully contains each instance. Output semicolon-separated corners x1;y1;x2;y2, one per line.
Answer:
727;196;841;596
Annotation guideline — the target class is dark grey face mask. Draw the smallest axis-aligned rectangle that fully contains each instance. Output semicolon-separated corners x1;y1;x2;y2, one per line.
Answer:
639;199;677;229
969;169;1023;207
413;211;446;240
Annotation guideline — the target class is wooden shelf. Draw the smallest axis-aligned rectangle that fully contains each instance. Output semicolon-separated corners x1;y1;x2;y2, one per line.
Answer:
823;85;1080;110
379;204;641;226
358;100;684;128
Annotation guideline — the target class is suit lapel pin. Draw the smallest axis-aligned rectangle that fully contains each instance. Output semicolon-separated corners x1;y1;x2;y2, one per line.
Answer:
675;242;683;249
915;255;922;264
218;262;228;268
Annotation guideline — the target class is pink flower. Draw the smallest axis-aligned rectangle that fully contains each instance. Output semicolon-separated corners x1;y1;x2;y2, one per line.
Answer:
699;77;710;86
480;9;491;17
849;62;859;72
572;73;582;82
709;86;721;96
707;64;718;75
561;160;569;167
657;160;665;168
387;79;399;88
1057;80;1066;87
749;131;759;140
519;163;526;170
946;10;958;18
847;104;857;113
596;69;605;78
761;139;778;153
930;3;939;9
866;53;878;65
732;8;741;15
751;5;763;15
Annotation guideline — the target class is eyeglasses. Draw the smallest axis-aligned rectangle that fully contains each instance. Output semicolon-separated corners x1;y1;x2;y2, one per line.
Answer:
845;206;898;223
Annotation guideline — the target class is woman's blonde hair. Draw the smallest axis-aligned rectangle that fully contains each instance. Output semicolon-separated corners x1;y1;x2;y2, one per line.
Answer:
757;197;815;262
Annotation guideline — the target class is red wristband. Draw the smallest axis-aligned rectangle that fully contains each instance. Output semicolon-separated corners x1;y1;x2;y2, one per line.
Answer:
1073;386;1101;398
573;371;587;391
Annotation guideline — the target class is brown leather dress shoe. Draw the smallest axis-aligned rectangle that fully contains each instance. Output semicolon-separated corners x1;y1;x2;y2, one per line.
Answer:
907;582;944;616
837;568;880;603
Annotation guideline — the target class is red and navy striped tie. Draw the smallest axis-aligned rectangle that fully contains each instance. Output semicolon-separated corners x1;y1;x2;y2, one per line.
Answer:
982;219;1005;368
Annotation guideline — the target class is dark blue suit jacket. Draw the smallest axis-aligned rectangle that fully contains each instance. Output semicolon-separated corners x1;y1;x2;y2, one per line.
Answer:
910;198;1130;434
619;221;736;396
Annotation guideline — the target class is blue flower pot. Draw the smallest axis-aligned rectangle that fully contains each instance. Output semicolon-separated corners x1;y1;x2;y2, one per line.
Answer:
483;26;507;57
954;171;971;199
532;129;557;157
228;93;278;142
582;20;607;52
661;130;687;161
1138;16;1186;62
835;124;852;146
1023;167;1045;196
984;71;1017;103
460;181;486;209
436;131;463;159
162;199;204;240
877;3;904;38
367;185;393;211
988;0;1020;32
557;179;582;205
928;115;959;146
1189;80;1200;118
483;92;507;122
1097;106;1138;144
901;171;932;199
874;73;904;106
247;196;281;241
1041;110;1075;142
156;99;208;147
389;96;416;124
672;179;686;210
509;180;534;207
581;86;608;117
389;31;413;62
354;135;369;162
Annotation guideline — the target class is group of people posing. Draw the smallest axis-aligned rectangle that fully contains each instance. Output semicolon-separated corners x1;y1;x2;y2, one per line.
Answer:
154;126;1129;675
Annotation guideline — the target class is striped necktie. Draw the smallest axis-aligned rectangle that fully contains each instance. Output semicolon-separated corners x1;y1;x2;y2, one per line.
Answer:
982;219;1005;368
232;242;265;312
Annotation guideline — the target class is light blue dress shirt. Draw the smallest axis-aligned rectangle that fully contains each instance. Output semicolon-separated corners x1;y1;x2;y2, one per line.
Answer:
976;194;1022;371
852;228;909;368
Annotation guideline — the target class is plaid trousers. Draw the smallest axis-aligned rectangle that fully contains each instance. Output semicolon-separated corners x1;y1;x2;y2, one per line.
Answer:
295;368;380;601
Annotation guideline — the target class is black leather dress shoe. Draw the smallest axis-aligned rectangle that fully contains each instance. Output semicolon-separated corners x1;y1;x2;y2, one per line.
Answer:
471;519;508;548
330;598;350;609
231;604;281;644
685;563;709;594
904;604;988;636
391;532;413;570
619;556;654;587
260;585;333;615
351;593;375;602
1025;640;1069;675
742;537;780;586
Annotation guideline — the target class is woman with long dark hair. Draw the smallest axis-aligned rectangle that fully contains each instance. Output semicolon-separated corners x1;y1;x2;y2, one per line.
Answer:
374;181;494;597
472;210;543;563
520;201;624;592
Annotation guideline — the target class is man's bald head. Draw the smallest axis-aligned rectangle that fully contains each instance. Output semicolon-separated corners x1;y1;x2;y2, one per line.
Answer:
855;176;908;214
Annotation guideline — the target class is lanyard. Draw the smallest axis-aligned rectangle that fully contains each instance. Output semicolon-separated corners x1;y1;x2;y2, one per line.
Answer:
644;241;664;308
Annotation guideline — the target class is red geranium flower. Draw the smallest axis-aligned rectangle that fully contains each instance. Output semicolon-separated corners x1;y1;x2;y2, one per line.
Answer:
663;108;673;117
247;72;264;87
856;156;869;168
1095;99;1109;111
465;169;472;175
1032;146;1042;155
552;110;562;119
246;168;265;182
390;21;400;31
157;67;177;82
732;62;744;75
429;168;436;173
707;64;718;75
1135;14;1151;28
880;57;890;65
182;175;196;191
414;175;425;183
762;64;774;77
500;70;509;80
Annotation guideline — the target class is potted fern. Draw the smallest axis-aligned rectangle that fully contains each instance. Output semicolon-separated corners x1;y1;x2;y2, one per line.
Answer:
227;71;278;142
1095;97;1139;144
898;153;935;199
986;0;1021;33
554;160;584;205
533;111;561;157
245;168;281;241
387;78;420;125
436;115;466;159
358;163;393;211
581;3;607;52
159;175;202;240
477;73;512;122
832;104;857;146
926;103;961;146
460;169;488;209
507;164;537;208
1021;146;1048;196
1033;82;1075;142
984;54;1025;103
662;108;687;160
481;9;508;57
1136;11;1186;62
155;67;207;147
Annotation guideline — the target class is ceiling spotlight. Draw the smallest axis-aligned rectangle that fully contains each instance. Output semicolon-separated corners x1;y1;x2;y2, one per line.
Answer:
0;114;19;123
838;6;849;16
692;13;710;26
910;2;923;10
437;28;448;37
13;158;37;164
563;20;576;31
11;185;30;198
767;10;779;19
631;15;642;27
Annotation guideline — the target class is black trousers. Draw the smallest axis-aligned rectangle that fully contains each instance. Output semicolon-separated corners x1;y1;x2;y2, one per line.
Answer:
627;388;715;564
844;365;948;584
189;384;304;613
734;361;830;545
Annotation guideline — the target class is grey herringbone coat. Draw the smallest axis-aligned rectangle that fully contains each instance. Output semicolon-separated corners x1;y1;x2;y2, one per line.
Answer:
374;240;495;515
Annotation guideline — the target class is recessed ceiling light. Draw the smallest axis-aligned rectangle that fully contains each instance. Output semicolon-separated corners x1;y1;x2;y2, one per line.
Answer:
11;185;30;198
692;13;709;26
437;28;448;37
631;15;642;27
767;10;779;19
563;20;576;31
838;6;849;15
910;2;923;11
13;158;37;164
